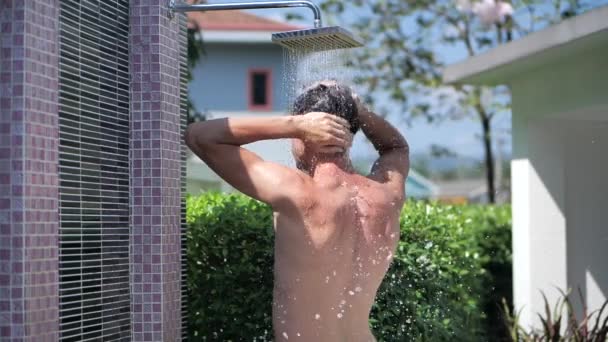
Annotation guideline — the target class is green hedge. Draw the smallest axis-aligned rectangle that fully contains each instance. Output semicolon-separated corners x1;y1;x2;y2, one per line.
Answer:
186;193;511;341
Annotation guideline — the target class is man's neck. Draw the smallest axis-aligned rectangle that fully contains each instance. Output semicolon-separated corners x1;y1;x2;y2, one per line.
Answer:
306;154;354;177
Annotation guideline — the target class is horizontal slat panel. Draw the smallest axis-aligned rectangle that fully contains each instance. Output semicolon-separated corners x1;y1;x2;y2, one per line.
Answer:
179;13;189;340
58;0;131;341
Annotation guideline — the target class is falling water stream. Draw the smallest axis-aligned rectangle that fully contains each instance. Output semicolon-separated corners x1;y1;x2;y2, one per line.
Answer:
281;46;358;110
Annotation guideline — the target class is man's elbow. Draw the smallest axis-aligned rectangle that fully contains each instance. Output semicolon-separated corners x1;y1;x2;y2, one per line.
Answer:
396;133;409;152
184;122;212;152
184;123;198;149
401;140;410;156
379;139;409;156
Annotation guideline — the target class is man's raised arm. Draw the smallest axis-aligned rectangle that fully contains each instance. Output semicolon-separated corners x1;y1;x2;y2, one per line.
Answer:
358;102;410;199
184;114;351;208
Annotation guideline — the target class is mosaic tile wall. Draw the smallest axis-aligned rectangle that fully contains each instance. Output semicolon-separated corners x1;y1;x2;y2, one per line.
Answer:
129;2;185;341
0;0;60;341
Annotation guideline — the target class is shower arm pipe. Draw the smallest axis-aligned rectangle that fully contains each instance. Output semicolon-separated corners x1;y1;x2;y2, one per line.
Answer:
170;0;323;28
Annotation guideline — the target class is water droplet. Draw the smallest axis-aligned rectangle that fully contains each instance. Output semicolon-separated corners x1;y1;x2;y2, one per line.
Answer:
282;332;289;340
355;286;362;292
337;313;343;319
348;291;355;296
425;241;434;249
417;255;429;264
297;333;301;337
340;299;346;305
315;314;321;320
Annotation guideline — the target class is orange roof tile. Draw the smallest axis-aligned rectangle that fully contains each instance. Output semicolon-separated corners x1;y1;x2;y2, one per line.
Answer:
187;10;302;32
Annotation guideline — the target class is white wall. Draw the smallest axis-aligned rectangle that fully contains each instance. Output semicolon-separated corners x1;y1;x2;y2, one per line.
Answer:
511;120;568;327
510;42;608;327
565;120;608;319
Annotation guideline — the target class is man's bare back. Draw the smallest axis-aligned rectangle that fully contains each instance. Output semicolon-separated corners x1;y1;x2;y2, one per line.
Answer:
273;166;401;341
185;82;409;341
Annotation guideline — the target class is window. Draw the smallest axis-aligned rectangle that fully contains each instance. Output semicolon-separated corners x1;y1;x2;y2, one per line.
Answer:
248;69;272;111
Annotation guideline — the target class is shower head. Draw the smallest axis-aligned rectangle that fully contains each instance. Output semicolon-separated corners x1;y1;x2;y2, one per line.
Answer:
272;26;364;51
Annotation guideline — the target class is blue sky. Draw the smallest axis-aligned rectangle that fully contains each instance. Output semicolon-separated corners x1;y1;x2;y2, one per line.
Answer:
237;1;606;161
242;4;510;160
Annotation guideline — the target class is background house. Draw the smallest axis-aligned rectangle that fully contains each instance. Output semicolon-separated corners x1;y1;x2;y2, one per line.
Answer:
445;6;608;328
186;11;439;199
186;11;299;193
434;179;488;204
434;178;511;204
405;170;439;200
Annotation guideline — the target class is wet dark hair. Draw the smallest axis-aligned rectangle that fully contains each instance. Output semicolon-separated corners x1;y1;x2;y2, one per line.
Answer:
292;82;360;134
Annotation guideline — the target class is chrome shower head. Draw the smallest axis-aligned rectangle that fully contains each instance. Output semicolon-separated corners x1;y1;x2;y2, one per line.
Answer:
272;26;364;51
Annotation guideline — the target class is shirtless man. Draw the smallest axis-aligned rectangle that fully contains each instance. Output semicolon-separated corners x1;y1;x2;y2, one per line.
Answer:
184;81;409;341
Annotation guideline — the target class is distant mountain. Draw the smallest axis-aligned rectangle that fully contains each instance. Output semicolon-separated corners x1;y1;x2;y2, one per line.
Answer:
354;152;511;179
411;152;511;170
354;155;481;173
418;154;481;172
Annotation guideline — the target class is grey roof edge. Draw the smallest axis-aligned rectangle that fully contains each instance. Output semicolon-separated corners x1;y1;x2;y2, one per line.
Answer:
407;169;440;193
443;5;608;85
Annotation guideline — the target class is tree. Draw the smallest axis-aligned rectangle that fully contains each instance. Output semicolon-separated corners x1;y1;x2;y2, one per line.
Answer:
317;0;601;203
186;1;206;124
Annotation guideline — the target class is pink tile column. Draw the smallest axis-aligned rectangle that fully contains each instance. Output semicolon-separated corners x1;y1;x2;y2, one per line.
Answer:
129;3;184;341
0;0;60;341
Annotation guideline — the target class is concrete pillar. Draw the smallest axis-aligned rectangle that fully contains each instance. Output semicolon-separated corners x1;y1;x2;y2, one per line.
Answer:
0;0;60;341
564;119;608;321
129;3;184;341
511;117;568;328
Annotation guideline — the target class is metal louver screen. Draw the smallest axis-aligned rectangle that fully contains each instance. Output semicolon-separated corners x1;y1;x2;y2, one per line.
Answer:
178;13;189;341
58;0;131;341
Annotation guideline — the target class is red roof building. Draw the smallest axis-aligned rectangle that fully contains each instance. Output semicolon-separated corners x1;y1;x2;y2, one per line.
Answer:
187;10;301;32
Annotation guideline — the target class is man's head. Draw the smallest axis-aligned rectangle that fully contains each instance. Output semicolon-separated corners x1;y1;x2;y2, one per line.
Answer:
292;81;360;134
291;81;359;169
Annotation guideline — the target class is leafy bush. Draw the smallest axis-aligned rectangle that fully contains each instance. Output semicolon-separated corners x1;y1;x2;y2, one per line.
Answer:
464;205;513;341
370;203;513;341
186;193;512;341
186;193;275;341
